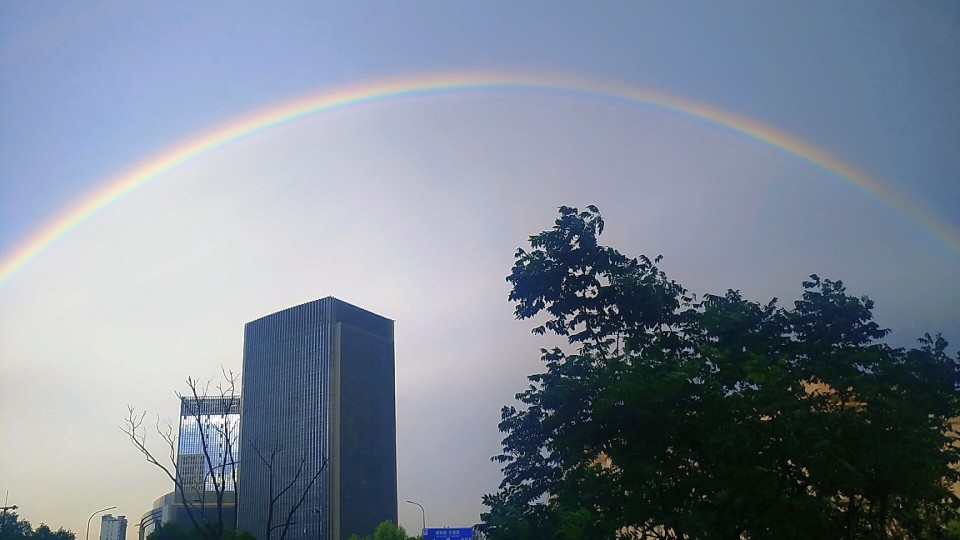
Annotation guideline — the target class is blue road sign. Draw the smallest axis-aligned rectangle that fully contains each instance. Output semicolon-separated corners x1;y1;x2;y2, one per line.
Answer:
423;528;474;539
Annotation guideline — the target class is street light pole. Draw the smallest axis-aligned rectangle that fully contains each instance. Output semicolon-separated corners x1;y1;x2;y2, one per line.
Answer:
85;506;116;540
404;500;425;535
1;492;17;514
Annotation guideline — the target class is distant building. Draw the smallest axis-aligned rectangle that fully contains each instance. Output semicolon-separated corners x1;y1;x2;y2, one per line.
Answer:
175;395;241;528
237;297;397;540
100;515;127;540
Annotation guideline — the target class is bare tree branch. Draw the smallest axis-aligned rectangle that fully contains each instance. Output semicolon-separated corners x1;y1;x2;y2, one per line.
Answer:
277;457;328;540
123;368;241;540
121;406;207;537
179;373;240;538
250;439;327;540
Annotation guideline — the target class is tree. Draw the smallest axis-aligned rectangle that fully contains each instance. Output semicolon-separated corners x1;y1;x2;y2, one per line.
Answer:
372;520;409;540
0;512;74;540
122;370;242;540
31;525;74;540
145;522;192;540
126;370;324;540
345;520;413;540
0;512;34;540
480;205;960;539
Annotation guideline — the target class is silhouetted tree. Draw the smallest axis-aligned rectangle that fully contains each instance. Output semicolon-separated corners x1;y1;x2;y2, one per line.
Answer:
31;525;74;540
480;205;960;540
0;512;34;540
0;512;74;540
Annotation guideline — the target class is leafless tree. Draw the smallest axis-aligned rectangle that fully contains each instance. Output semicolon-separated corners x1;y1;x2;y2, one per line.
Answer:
182;372;241;534
122;369;241;540
248;440;328;540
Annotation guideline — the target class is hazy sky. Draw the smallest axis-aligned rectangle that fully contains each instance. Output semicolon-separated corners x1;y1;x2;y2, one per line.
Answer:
1;2;958;538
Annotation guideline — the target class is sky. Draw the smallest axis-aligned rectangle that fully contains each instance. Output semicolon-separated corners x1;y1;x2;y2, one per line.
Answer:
1;1;959;538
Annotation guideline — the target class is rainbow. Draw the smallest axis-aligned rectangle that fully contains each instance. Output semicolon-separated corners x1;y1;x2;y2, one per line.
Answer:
1;71;957;287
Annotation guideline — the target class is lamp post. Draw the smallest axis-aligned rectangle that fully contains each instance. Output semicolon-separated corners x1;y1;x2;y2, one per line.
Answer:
404;500;425;535
85;506;116;540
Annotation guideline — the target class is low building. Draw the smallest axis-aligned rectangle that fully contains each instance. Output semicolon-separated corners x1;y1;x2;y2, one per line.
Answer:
100;515;127;540
138;490;238;539
139;493;175;540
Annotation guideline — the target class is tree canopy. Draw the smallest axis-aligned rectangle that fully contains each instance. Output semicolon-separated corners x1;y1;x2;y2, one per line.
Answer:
346;520;414;540
0;512;75;540
480;205;960;540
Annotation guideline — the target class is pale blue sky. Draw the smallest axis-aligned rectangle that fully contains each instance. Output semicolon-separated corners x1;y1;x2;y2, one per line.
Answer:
3;2;958;248
1;2;958;538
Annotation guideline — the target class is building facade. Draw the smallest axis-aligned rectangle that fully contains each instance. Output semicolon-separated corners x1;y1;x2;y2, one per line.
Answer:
177;396;241;495
100;515;127;540
175;395;241;529
237;297;397;540
138;492;174;540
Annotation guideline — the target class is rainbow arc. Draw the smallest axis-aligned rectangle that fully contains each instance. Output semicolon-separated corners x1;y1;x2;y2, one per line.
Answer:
1;71;957;287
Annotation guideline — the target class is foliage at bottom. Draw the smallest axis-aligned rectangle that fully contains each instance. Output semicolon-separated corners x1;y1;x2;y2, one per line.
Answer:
0;512;75;540
347;520;415;540
145;523;255;540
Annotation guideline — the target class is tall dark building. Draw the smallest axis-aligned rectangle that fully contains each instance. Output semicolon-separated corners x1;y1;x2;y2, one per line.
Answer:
237;298;397;540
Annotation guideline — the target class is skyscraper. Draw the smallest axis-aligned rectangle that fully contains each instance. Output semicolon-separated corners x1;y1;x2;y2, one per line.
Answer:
237;297;397;540
99;515;127;540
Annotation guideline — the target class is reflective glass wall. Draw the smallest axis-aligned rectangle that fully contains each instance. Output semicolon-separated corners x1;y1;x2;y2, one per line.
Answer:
177;396;241;494
237;297;396;540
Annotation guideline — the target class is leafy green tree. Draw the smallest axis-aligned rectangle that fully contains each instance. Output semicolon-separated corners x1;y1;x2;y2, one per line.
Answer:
0;513;74;540
0;512;34;540
30;525;74;540
480;205;960;540
373;520;408;540
146;523;193;540
347;520;414;540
